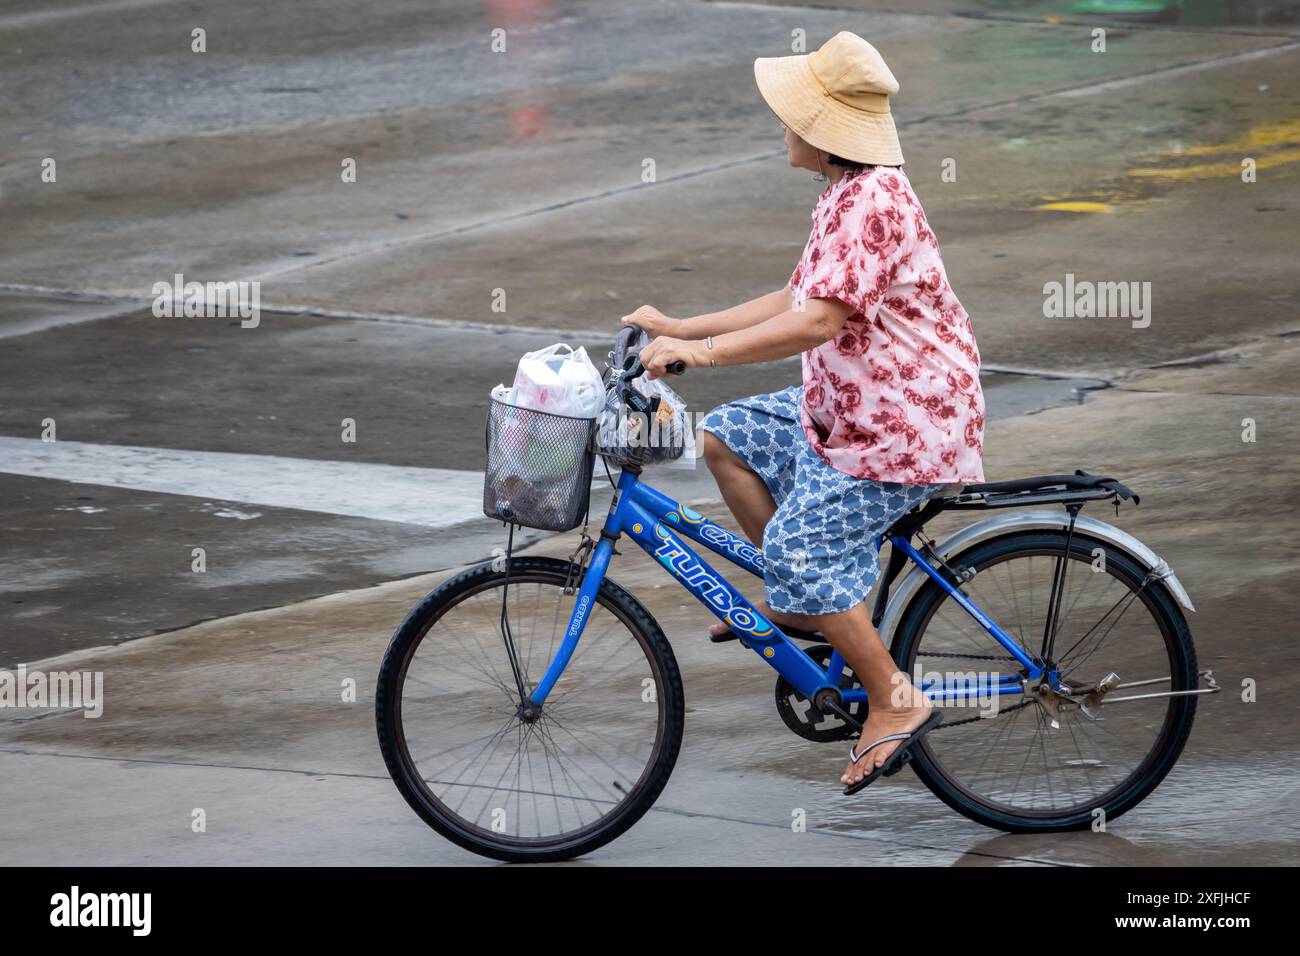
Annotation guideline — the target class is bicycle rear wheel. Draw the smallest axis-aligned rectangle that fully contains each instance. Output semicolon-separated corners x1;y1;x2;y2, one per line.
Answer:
376;556;684;862
891;530;1197;832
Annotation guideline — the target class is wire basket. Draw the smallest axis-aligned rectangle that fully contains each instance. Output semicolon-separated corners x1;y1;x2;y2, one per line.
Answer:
483;399;596;532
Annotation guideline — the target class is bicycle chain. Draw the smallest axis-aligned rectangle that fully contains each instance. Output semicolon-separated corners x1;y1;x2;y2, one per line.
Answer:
916;651;1019;662
915;650;1034;730
933;698;1034;730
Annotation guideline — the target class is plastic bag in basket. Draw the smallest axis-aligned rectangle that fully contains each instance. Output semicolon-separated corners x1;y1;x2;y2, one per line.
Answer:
503;343;604;418
489;387;590;484
484;392;595;531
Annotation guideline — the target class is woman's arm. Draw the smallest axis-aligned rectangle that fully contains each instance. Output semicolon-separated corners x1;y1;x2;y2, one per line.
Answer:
680;287;792;338
638;297;852;378
622;288;791;340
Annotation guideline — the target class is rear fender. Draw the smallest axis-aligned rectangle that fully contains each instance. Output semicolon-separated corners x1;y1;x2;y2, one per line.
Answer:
878;509;1195;643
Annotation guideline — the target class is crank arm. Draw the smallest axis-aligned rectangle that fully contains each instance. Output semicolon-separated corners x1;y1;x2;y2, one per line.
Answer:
817;694;864;734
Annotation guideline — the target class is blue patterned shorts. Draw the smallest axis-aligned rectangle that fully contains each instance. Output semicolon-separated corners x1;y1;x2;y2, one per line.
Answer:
699;386;944;616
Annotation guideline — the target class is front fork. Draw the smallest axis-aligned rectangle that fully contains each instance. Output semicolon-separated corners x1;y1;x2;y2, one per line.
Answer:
527;534;617;705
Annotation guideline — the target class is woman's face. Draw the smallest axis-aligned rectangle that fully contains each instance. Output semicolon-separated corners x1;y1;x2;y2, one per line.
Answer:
782;123;822;172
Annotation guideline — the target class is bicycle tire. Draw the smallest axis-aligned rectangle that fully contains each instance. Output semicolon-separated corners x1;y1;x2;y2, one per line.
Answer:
375;556;685;862
890;530;1198;832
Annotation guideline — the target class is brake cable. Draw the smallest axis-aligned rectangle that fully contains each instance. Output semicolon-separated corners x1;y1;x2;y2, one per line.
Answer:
496;522;530;706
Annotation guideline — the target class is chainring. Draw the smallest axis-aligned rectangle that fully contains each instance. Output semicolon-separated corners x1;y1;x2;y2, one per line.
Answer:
774;644;866;743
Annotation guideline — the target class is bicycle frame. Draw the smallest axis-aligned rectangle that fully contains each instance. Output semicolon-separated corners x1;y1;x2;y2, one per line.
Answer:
528;468;1045;710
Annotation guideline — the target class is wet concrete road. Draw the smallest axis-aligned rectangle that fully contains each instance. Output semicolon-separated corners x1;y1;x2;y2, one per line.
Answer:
1;0;1298;864
2;343;1298;865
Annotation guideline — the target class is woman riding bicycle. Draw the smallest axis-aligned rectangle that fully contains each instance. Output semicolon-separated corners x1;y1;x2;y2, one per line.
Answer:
632;31;986;791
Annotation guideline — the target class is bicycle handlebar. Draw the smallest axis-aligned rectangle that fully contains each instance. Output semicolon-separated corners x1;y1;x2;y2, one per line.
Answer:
612;323;686;383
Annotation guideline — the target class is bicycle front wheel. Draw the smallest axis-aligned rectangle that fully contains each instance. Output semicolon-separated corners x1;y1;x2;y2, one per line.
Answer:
891;530;1198;832
375;556;684;862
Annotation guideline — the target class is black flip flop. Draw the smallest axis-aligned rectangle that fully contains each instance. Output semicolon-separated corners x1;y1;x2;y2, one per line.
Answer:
842;711;943;795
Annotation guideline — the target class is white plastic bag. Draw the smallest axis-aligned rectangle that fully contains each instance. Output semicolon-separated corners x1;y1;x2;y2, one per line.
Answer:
507;343;603;418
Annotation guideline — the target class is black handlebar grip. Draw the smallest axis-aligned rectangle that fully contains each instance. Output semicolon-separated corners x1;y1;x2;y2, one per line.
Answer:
618;323;644;351
623;358;685;380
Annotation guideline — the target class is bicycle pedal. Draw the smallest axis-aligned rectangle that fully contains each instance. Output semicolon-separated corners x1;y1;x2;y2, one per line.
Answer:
709;630;739;644
883;750;912;777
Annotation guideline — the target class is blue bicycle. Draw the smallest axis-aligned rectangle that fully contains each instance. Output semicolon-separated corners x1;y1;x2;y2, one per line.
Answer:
375;327;1216;862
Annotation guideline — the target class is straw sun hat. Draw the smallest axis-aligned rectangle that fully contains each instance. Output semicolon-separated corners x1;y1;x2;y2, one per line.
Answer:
755;31;904;166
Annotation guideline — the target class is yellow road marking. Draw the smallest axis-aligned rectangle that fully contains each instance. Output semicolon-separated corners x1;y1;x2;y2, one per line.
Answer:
1179;118;1300;156
1127;148;1300;181
1037;118;1300;210
1036;200;1113;213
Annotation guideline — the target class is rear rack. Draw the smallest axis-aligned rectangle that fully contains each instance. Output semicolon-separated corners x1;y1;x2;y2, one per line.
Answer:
944;486;1119;510
938;470;1139;511
871;470;1142;633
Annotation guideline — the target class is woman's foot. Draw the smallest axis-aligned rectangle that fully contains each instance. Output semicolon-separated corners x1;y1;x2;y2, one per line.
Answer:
707;601;818;638
841;679;933;787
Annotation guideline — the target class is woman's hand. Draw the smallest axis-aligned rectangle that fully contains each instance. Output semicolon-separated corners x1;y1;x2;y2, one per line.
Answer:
622;305;682;339
638;336;706;379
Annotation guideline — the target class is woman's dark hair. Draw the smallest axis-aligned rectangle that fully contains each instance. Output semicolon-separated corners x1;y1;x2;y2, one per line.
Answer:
826;154;901;172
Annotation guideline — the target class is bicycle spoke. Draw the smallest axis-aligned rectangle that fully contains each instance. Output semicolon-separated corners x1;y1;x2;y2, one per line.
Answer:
910;539;1182;817
391;572;665;846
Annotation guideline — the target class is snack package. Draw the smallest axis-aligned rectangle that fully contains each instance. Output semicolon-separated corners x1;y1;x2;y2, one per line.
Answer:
596;359;696;469
631;374;696;468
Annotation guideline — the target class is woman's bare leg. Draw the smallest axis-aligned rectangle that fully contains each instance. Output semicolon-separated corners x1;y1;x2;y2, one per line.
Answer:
701;431;775;545
701;433;820;634
811;602;933;786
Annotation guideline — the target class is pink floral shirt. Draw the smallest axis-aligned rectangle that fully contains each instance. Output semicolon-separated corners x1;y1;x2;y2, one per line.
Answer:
790;166;985;484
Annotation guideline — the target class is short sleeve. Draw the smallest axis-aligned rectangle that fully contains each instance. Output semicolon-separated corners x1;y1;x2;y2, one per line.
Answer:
793;177;905;321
